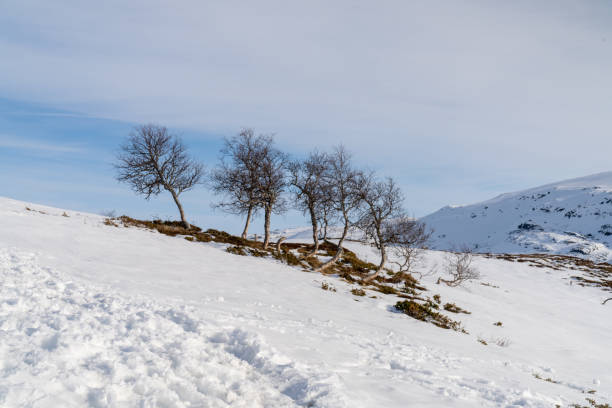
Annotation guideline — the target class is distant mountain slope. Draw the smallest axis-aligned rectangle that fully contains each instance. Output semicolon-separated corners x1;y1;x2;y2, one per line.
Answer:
421;172;612;262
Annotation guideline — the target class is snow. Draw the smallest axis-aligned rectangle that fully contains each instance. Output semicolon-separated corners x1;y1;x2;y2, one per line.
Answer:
422;171;612;262
1;196;611;407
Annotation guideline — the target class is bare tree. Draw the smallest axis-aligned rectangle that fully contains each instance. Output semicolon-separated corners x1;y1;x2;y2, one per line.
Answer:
115;124;203;228
438;247;480;287
255;139;288;249
386;218;432;280
316;146;361;271
355;174;405;282
210;129;267;239
288;151;331;256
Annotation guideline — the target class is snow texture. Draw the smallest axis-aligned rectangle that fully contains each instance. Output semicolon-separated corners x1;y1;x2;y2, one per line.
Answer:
1;196;611;407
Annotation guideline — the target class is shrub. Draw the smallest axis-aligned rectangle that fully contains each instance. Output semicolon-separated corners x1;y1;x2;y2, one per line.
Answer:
374;284;397;295
284;250;302;266
248;248;268;257
321;281;336;292
533;373;560;384
341;251;377;274
205;229;247;246
226;246;247;256
341;272;356;283
569;398;611;408
438;249;480;287
103;218;119;227
351;288;366;296
193;232;212;242
118;216;201;236
394;300;465;332
443;302;471;314
424;299;439;310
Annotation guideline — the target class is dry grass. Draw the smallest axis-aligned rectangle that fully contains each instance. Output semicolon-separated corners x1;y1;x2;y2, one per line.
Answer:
485;253;612;293
321;281;337;292
569;398;611;408
533;373;560;384
103;218;119;227
351;288;366;296
117;216;201;237
25;206;47;215
443;302;471;314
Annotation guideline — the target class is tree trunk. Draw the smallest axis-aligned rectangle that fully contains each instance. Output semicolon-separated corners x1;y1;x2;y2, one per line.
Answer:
316;216;349;272
309;205;319;256
241;205;253;239
322;216;328;241
169;189;190;229
263;205;272;249
364;232;386;283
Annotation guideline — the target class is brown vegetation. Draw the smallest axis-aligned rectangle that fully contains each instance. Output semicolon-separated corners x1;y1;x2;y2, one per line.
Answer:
395;300;466;332
112;215;469;333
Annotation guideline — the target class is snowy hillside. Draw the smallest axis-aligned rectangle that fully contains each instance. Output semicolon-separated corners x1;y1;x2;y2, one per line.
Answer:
1;196;611;407
422;172;612;263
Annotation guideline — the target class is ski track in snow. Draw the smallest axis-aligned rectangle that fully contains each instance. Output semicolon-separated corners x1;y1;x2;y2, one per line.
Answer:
0;249;342;407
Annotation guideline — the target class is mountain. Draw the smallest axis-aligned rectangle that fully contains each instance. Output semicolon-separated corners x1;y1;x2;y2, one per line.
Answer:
421;172;612;262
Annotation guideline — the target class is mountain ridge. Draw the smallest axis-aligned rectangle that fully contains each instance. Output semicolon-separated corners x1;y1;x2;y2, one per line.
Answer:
421;171;612;263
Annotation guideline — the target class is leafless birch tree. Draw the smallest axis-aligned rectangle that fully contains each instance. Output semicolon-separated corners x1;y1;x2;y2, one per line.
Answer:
316;146;361;271
255;139;288;249
355;174;405;282
288;151;331;256
115;124;203;229
210;129;267;239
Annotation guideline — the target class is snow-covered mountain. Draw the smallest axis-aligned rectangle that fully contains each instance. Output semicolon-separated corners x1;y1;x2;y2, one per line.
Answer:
422;172;612;262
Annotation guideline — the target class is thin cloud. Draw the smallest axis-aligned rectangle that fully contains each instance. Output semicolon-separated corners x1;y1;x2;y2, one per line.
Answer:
0;135;85;153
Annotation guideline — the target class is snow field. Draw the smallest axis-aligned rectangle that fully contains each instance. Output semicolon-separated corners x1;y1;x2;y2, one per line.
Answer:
0;249;343;407
1;196;611;407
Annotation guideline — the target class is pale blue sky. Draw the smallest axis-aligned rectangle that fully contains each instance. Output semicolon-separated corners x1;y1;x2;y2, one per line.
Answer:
1;1;611;233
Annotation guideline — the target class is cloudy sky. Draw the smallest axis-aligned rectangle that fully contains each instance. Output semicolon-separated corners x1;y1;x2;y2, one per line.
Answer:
1;1;611;233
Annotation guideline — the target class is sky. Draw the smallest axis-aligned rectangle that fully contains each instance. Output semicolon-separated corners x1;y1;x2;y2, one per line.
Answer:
1;1;612;234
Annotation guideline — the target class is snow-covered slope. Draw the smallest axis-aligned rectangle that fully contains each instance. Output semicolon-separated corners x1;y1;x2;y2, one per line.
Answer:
422;172;612;262
1;196;611;407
